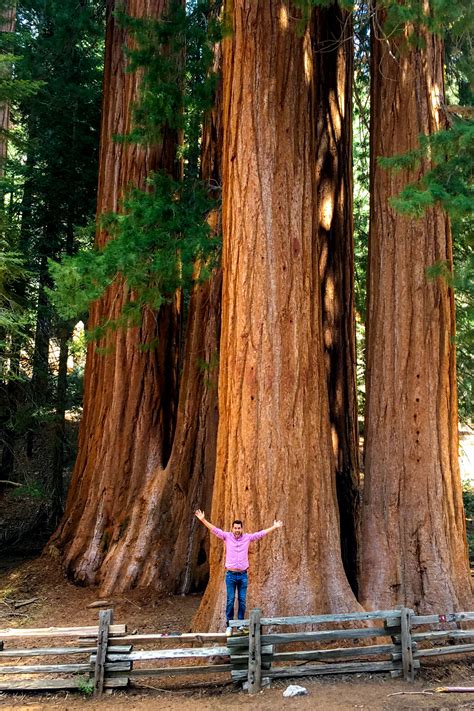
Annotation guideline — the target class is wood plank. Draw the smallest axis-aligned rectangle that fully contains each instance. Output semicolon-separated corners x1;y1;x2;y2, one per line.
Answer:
0;624;126;640
104;662;132;671
247;609;261;695
0;662;91;674
400;608;415;681
414;643;474;658
269;644;400;663
98;646;229;662
255;627;390;646
107;664;232;678
0;677;128;691
412;612;474;626
93;609;112;696
229;644;272;660
0;645;131;657
0;646;96;657
412;629;474;641
227;640;249;652
229;610;401;627
79;632;227;645
231;659;406;680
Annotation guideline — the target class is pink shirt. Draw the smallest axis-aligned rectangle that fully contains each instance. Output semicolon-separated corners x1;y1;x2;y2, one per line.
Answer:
211;527;267;570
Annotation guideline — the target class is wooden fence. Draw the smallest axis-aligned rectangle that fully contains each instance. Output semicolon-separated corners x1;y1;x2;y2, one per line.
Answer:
228;608;474;694
1;607;473;696
0;610;230;695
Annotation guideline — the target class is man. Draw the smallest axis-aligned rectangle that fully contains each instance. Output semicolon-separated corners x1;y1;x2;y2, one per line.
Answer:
194;509;283;627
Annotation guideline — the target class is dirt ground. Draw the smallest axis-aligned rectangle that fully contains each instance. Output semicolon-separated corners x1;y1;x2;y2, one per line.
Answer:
0;555;473;711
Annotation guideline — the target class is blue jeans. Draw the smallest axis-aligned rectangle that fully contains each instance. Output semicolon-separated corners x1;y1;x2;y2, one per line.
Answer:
225;570;248;624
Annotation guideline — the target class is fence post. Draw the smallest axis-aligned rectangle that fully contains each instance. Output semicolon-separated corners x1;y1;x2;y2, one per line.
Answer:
400;607;415;681
94;608;113;695
247;608;262;694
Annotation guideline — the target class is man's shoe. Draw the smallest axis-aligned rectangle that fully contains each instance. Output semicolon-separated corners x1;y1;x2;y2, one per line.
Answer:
237;625;249;634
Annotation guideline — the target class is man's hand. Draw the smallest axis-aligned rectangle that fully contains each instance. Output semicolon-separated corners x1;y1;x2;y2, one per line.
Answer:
273;520;283;529
195;509;216;533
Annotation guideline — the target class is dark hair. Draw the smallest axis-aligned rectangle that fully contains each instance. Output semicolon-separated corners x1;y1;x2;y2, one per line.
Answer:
232;519;243;527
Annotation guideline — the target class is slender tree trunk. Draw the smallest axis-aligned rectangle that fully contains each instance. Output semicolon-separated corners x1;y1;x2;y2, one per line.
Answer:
194;1;359;631
31;253;52;403
50;0;182;585
0;158;33;475
27;250;54;458
49;177;76;527
50;320;72;526
0;1;15;184
359;6;473;611
0;3;19;474
314;4;360;596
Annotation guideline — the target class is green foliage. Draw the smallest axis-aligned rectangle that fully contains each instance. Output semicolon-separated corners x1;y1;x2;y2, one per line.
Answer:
116;0;221;171
379;120;473;421
378;123;474;219
463;484;474;562
50;172;218;334
16;0;104;257
76;678;94;696
353;3;371;414
50;0;222;335
452;216;474;420
377;0;474;40
0;243;29;334
66;367;84;409
11;480;46;500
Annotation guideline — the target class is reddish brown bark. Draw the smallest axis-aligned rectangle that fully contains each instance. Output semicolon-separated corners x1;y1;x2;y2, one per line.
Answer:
50;0;182;584
194;1;359;631
360;9;473;612
97;59;223;595
52;4;223;594
314;5;360;595
99;270;221;594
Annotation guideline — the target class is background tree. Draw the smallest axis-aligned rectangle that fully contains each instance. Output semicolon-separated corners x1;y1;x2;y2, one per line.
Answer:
359;3;472;612
0;0;98;506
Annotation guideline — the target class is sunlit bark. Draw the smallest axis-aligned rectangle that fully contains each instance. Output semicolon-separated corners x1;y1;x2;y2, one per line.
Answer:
194;0;359;631
360;6;473;611
51;0;181;584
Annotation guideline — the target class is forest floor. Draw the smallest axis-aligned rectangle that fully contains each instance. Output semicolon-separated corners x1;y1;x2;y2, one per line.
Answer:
1;555;474;711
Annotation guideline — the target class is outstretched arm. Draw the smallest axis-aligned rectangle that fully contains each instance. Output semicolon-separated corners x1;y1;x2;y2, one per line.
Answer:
262;520;283;535
194;509;216;532
248;520;283;542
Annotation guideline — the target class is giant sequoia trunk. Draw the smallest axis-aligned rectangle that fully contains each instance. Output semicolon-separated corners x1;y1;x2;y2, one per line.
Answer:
52;0;223;593
98;270;221;594
314;4;359;595
96;57;223;594
194;1;359;631
360;8;472;612
50;0;182;583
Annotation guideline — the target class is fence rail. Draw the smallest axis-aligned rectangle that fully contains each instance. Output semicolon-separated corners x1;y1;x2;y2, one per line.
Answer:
1;606;473;695
227;607;474;693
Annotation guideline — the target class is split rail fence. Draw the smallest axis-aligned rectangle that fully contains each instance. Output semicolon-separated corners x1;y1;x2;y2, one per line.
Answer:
0;607;473;696
228;608;474;693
